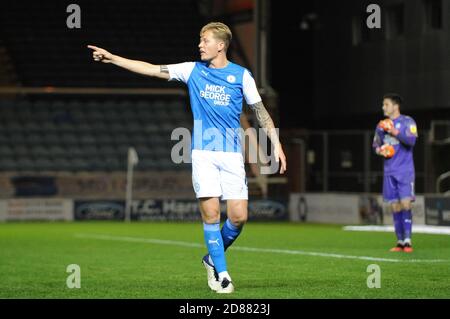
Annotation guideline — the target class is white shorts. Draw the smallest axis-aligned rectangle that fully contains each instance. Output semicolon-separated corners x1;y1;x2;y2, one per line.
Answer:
191;149;248;200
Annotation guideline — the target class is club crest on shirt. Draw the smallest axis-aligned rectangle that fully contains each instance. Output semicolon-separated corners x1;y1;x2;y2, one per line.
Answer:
227;75;236;83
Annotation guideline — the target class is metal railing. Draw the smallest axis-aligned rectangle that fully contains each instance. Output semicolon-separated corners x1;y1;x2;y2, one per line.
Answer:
288;130;430;194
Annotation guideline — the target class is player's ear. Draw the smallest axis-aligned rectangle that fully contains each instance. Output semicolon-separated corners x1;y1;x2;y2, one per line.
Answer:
218;41;225;52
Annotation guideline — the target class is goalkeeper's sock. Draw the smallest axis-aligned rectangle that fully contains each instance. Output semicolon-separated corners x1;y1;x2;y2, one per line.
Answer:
221;219;243;251
393;211;404;242
402;210;413;244
203;222;227;274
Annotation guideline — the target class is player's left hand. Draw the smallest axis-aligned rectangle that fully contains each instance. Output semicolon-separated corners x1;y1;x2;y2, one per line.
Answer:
274;144;287;174
378;119;399;136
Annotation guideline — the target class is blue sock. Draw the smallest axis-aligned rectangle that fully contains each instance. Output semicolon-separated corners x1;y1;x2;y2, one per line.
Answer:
402;210;413;242
221;219;243;251
393;212;404;242
203;223;227;273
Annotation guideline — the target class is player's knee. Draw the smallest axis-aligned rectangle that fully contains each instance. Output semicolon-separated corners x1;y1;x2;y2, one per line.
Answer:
229;214;247;228
201;211;221;224
391;202;402;213
401;201;412;211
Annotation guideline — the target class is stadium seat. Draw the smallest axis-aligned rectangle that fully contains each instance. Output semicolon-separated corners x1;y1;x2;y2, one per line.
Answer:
16;157;35;171
0;158;17;171
0;146;14;157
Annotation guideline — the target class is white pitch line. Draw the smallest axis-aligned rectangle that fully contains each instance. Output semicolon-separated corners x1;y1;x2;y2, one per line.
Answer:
343;225;450;236
74;233;448;264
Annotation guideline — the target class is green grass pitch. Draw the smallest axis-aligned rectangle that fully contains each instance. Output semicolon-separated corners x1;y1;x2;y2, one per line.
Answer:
0;222;449;299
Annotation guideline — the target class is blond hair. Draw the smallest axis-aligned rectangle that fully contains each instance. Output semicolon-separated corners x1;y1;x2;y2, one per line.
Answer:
200;22;232;50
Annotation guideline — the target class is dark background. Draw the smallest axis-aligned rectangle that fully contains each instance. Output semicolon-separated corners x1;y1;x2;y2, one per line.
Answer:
271;0;450;130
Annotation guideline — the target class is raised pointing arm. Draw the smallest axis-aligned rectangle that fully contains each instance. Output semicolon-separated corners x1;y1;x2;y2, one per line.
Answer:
87;45;170;80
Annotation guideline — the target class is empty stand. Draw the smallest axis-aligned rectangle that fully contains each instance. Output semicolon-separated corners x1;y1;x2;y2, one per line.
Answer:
0;0;204;87
0;97;193;172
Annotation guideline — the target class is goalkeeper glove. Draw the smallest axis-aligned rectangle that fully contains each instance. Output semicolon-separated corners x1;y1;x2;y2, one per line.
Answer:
378;144;395;158
378;119;394;132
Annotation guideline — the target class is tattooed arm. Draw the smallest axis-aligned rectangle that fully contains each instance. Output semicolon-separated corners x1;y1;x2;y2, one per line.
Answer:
87;45;170;80
249;101;280;146
249;101;287;174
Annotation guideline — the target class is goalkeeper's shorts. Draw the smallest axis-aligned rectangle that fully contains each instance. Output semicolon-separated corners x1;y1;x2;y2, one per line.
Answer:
383;173;415;203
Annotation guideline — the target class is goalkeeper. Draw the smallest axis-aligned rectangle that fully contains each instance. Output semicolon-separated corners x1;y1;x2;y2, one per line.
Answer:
373;93;418;253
